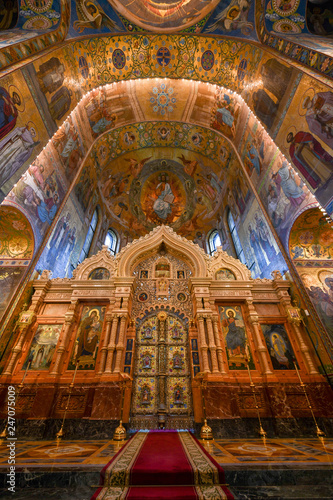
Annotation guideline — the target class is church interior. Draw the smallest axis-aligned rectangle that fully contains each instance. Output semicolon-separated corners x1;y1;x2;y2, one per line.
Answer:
0;0;333;498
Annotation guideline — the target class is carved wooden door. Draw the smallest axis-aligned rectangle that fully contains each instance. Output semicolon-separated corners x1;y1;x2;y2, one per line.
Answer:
130;311;193;430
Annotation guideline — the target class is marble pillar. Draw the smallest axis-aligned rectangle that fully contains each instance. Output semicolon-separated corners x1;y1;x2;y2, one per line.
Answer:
205;315;219;373
104;314;119;374
197;315;210;373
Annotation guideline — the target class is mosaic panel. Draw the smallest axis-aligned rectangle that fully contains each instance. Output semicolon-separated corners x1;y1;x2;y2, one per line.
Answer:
138;316;158;344
137;345;157;375
88;267;110;280
289;208;333;261
215;268;236;280
134;377;156;413
298;267;333;346
23;324;62;370
167;377;190;413
219;305;255;370
68;305;106;370
168;346;187;376
0;206;34;261
167;315;186;344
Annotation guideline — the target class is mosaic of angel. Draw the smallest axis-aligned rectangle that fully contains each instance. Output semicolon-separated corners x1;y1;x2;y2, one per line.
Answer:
73;0;122;33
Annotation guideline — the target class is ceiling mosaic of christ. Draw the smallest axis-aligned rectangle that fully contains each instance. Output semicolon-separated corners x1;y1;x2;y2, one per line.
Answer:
108;0;220;31
98;155;226;236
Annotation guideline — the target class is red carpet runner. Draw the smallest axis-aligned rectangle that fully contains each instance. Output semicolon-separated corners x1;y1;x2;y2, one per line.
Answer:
92;430;234;499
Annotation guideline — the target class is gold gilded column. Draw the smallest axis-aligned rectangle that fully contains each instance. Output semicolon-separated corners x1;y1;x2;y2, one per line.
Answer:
104;314;119;373
205;315;219;373
157;312;167;418
197;315;210;373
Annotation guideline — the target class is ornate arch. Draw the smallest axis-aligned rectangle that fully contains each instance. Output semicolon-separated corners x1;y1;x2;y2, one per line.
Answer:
72;246;116;280
116;225;208;278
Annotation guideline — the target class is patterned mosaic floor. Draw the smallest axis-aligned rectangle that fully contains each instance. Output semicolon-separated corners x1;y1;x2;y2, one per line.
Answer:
0;438;332;468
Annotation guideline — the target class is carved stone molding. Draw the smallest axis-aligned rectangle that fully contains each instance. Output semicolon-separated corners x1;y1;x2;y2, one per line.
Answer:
72;245;116;280
116;225;208;277
208;246;252;281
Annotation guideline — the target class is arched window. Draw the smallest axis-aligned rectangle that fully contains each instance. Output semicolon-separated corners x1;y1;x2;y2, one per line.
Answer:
208;229;222;255
227;210;246;265
104;229;117;255
79;209;98;263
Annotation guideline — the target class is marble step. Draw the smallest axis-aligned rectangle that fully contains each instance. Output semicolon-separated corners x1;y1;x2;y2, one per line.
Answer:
232;484;333;499
1;484;333;500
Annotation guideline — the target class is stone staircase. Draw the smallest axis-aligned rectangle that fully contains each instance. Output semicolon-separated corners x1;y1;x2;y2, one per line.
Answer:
1;466;332;499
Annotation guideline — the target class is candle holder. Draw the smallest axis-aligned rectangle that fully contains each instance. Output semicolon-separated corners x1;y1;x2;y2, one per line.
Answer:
56;360;79;439
293;359;325;439
113;374;131;441
196;372;213;440
245;356;267;439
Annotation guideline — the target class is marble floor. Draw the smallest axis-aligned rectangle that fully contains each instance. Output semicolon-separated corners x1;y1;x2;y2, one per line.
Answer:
0;437;332;468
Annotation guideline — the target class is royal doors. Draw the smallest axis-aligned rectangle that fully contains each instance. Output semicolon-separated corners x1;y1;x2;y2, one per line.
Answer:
130;312;193;430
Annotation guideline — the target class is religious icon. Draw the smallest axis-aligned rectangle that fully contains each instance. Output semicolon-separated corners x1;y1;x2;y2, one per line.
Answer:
221;308;246;357
177;270;185;279
261;324;296;370
171;326;181;339
88;267;110;280
155;261;170;277
191;339;198;351
173;353;182;369
140;270;148;279
141;385;151;405
286;307;301;322
193;366;200;376
216;268;236;280
126;339;133;351
138;292;148;302
192;351;200;365
23;324;61;370
157;279;168;295
177;292;186;302
124;366;131;374
142;354;151;369
143;327;152;339
174;386;183;404
125;352;132;365
68;305;105;370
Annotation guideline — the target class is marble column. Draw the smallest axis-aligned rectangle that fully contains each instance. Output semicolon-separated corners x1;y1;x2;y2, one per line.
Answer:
212;315;226;374
50;305;78;376
205;315;219;373
197;315;210;373
278;293;318;375
249;316;273;375
246;299;273;375
289;319;318;375
3;323;33;376
3;286;48;376
98;312;113;374
114;314;128;373
104;314;119;373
